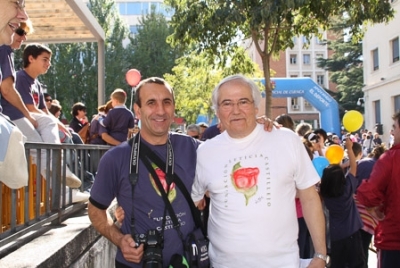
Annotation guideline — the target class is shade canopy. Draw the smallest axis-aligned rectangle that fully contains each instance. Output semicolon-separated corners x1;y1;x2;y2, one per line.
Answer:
25;0;105;44
24;0;106;106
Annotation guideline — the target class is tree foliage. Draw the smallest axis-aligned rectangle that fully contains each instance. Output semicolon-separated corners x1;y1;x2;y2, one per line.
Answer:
165;0;394;118
126;6;182;79
165;47;262;124
317;20;364;119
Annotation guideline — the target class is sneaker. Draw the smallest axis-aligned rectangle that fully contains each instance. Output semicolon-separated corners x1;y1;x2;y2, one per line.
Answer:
42;168;82;189
65;167;82;189
65;187;90;203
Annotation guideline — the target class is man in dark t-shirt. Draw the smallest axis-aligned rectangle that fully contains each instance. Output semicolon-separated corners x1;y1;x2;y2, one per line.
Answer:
88;78;200;267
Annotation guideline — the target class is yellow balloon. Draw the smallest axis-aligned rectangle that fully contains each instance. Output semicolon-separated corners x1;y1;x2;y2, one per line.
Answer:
325;145;344;164
342;110;364;132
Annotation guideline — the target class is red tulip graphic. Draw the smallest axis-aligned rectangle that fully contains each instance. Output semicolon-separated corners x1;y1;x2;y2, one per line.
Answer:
149;164;176;203
231;162;259;205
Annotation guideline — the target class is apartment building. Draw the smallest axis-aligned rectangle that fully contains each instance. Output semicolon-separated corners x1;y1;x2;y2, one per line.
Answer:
362;0;400;145
246;33;337;129
115;0;172;35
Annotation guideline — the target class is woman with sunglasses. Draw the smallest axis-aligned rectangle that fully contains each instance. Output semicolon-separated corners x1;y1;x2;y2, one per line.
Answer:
0;20;38;128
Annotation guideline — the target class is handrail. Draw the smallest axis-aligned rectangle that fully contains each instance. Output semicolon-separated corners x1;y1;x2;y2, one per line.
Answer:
0;142;110;256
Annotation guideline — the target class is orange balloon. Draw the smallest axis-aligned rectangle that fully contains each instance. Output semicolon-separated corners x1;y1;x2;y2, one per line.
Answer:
325;145;344;164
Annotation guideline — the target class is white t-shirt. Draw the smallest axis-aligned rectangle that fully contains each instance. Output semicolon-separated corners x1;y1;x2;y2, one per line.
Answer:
192;125;320;268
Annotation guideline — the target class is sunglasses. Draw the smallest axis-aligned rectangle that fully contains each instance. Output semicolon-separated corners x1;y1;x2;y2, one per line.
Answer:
15;28;27;37
45;98;52;102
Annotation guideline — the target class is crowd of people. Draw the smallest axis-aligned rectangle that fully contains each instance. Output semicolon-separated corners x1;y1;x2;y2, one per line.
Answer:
88;75;400;268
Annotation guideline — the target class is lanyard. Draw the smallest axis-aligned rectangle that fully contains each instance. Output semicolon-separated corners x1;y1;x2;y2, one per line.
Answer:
128;132;175;238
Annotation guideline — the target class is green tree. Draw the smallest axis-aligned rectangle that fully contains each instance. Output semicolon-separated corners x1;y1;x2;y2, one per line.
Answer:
126;6;182;79
37;0;131;121
165;47;262;124
165;0;394;118
317;28;364;119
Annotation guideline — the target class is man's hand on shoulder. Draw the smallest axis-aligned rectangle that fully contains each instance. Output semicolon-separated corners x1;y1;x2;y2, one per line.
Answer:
256;115;280;132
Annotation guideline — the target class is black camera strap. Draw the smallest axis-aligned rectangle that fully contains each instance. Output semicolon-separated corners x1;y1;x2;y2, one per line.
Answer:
139;141;206;237
140;154;185;241
128;133;183;243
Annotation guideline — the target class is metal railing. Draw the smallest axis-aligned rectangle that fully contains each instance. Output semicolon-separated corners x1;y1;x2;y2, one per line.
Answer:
0;142;110;256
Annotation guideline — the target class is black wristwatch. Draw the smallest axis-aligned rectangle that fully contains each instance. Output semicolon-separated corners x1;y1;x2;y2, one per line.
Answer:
314;252;330;265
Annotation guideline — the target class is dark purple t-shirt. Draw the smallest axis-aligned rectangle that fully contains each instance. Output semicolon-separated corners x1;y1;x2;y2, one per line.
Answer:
0;45;15;114
90;133;200;267
2;70;46;120
200;124;221;141
99;106;134;142
89;116;106;145
324;173;363;241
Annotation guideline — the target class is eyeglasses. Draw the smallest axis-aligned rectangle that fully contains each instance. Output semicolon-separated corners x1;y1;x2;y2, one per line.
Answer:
219;99;254;111
15;28;27;37
45;99;52;102
11;0;25;10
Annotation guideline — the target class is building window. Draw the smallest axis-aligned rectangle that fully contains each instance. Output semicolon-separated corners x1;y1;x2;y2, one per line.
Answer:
317;75;324;85
374;100;381;124
392;37;399;63
303;74;312;78
302;36;309;45
118;2;126;15
130;25;139;35
290;75;298;78
290;54;297;64
303;54;311;65
291;97;300;110
315;36;324;45
372;48;379;71
316;53;323;59
126;2;150;15
394;95;400;113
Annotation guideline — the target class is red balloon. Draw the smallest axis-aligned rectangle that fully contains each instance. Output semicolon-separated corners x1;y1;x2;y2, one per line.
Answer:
125;69;141;86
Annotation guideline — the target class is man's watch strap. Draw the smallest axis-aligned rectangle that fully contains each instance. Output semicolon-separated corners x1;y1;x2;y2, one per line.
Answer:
313;252;328;263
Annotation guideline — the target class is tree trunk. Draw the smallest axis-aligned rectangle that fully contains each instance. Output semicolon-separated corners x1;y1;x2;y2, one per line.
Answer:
262;54;272;118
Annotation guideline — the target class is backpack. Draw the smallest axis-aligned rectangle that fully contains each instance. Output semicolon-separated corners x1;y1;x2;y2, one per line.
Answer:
78;123;91;144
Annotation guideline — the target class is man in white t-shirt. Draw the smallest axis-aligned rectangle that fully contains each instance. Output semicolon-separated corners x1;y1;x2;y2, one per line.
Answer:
191;74;327;268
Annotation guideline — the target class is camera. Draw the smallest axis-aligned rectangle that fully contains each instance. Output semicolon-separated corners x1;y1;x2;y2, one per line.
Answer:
134;230;164;268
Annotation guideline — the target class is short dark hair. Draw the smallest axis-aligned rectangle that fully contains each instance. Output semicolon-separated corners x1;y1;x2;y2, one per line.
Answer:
186;124;200;134
352;142;362;157
111;88;127;104
134;77;174;108
320;165;345;198
49;102;62;116
71;102;86;116
295;123;312;137
314;128;328;142
275;114;295;131
23;43;52;68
